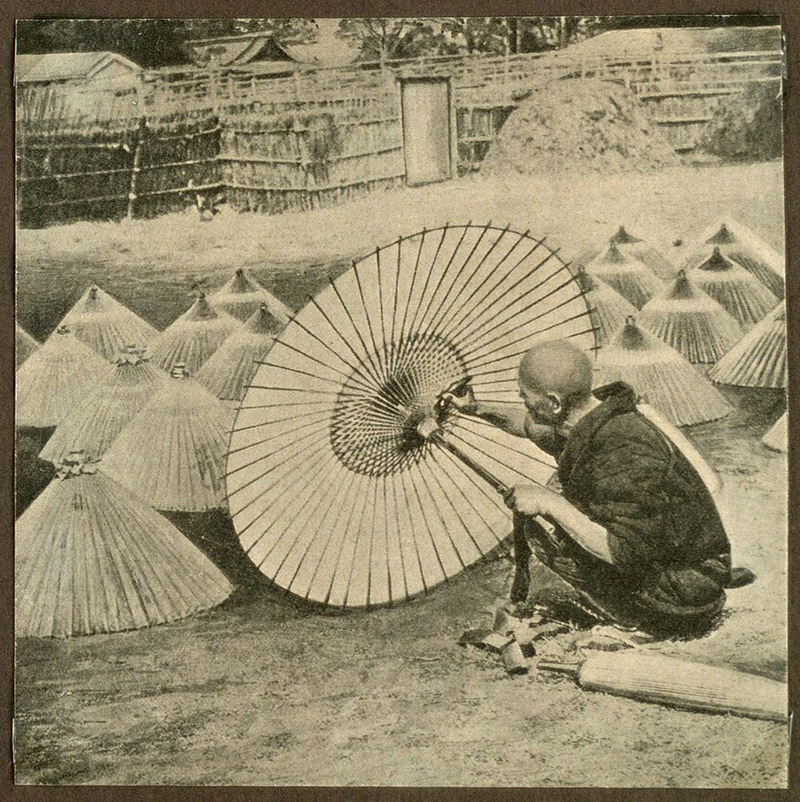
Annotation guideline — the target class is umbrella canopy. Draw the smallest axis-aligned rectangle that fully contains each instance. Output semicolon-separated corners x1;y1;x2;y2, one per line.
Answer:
15;451;233;638
102;365;233;512
196;303;277;402
595;317;732;427
54;284;158;362
209;267;292;325
575;265;636;347
40;345;168;465
762;412;787;453
681;219;785;298
578;225;675;280
16;325;110;428
227;224;597;609
16;324;40;368
586;241;663;309
708;301;786;388
147;292;240;375
688;247;778;329
637;270;742;364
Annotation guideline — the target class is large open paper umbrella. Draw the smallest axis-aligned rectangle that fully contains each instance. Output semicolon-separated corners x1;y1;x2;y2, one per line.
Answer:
54;284;158;361
226;224;597;608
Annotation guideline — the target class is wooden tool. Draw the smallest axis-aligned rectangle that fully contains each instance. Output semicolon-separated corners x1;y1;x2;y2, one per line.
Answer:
539;650;787;722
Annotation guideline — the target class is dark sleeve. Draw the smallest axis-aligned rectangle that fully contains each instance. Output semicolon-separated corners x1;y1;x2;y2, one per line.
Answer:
564;413;675;579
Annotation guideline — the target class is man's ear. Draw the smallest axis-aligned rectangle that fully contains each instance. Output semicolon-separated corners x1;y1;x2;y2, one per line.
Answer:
546;393;562;414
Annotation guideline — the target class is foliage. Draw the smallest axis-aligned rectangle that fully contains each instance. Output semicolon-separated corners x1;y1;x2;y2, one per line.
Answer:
335;18;443;63
698;83;783;162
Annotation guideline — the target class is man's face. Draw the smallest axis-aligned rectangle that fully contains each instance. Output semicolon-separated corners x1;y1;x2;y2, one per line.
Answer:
519;380;562;427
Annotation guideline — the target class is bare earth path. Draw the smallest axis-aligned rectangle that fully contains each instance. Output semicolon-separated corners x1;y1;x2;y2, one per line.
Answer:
15;161;787;787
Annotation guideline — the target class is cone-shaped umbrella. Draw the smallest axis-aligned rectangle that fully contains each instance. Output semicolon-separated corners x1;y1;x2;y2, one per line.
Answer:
40;345;168;465
708;301;786;388
638;270;743;364
55;284;158;362
682;219;785;298
102;365;233;512
147;292;240;375
575;265;636;346
688;247;778;329
196;303;278;402
16;325;111;428
586;241;663;309
16;324;40;368
209;267;292;326
578;225;675;280
15;451;233;638
595;317;733;427
762;412;787;453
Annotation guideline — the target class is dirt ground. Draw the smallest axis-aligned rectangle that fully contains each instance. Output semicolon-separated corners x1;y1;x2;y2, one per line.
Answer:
14;160;788;787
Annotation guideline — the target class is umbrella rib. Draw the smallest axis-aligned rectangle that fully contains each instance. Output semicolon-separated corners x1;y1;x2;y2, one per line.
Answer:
405;462;449;583
396;465;430;595
387;236;403;375
374;245;391;374
447;427;552;474
352;261;387;380
232;406;330;435
395;229;426;364
237;399;331;411
386;473;409;602
331;473;375;607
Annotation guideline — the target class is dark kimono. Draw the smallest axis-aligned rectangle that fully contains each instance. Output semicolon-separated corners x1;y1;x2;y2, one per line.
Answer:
516;382;733;635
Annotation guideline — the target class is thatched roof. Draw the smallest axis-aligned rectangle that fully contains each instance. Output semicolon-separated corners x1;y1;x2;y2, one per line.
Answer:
575;265;636;346
40;346;167;465
708;301;786;388
15;451;232;639
577;225;675;280
16;325;110;428
16;324;40;368
681;219;785;298
209;268;292;325
586;241;663;308
688;247;779;329
55;284;159;362
101;366;234;512
762;412;787;453
637;270;742;364
196;303;278;401
147;292;240;375
595;317;733;427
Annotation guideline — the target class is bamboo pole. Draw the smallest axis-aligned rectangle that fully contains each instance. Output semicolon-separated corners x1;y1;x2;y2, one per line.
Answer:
126;117;146;220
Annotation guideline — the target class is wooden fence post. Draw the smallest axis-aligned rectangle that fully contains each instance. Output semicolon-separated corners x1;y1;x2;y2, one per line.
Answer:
126;117;146;220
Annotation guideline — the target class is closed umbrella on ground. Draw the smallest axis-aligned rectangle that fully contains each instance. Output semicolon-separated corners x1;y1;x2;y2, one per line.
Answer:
574;264;636;346
681;218;785;298
16;324;110;429
762;412;787;453
709;301;786;388
586;241;663;309
54;284;158;361
688;247;778;330
196;303;277;403
102;365;233;512
16;324;39;368
147;292;240;375
40;345;167;465
638;269;742;364
209;267;292;326
579;224;675;279
595;316;733;427
15;450;233;639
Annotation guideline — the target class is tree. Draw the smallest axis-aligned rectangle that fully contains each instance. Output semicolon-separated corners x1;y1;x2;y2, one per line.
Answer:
335;18;442;64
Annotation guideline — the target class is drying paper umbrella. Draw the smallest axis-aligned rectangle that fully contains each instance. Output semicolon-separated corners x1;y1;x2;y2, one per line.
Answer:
147;292;240;375
40;344;168;465
574;264;636;347
209;267;292;325
586;241;663;309
16;324;40;368
762;412;787;453
681;219;785;299
709;301;786;389
54;284;158;361
595;316;732;427
577;225;675;280
226;223;598;609
637;269;742;364
16;451;233;638
687;247;779;329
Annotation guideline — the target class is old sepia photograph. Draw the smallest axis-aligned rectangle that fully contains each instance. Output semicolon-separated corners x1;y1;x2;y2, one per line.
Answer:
13;14;788;787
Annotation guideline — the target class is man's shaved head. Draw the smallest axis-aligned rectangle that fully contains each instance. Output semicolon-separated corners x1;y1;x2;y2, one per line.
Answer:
519;340;593;403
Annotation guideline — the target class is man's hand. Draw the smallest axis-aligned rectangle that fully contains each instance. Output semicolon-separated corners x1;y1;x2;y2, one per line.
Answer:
503;483;557;517
440;383;478;416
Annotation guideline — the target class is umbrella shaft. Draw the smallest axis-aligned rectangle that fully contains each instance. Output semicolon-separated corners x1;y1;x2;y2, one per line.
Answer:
433;434;510;495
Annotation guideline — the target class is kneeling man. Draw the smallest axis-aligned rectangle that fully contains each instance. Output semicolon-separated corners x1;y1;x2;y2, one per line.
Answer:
453;340;753;636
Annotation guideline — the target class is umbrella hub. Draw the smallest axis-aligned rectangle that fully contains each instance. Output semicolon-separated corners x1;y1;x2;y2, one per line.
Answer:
329;332;467;477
